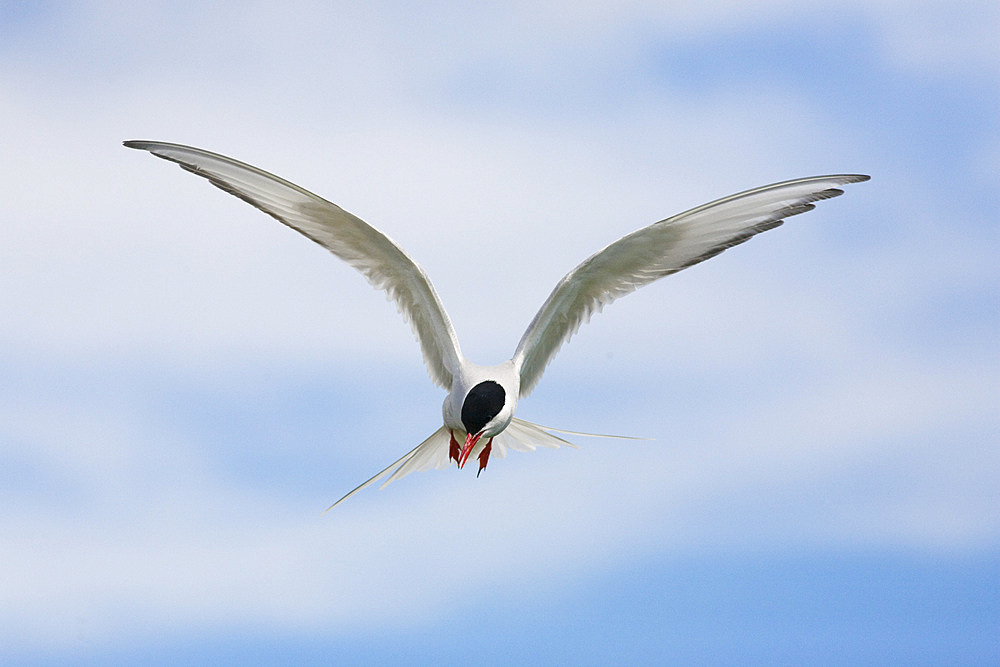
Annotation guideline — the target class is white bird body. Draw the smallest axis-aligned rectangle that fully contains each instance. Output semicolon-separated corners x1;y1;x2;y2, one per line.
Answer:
125;140;868;508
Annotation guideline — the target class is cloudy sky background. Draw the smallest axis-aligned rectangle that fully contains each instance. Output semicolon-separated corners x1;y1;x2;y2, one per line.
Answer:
1;1;997;663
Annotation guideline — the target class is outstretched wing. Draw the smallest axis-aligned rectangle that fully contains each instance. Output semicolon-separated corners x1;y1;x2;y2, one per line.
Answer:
512;174;869;396
125;141;463;389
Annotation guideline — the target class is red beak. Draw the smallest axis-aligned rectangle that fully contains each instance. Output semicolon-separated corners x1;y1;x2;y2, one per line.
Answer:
457;431;482;469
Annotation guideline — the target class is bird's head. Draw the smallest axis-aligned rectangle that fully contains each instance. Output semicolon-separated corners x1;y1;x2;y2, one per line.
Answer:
457;379;509;468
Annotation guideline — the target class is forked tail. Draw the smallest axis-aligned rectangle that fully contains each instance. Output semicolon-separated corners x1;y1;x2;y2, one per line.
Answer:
324;419;643;511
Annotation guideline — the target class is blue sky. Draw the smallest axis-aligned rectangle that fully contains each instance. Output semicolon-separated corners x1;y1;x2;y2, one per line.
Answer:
1;1;997;664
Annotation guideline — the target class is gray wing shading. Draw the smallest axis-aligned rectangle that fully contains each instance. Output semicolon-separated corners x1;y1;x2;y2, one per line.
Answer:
512;174;869;397
124;140;463;389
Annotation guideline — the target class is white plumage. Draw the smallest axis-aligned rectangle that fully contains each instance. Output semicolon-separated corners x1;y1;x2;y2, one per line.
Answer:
125;140;868;508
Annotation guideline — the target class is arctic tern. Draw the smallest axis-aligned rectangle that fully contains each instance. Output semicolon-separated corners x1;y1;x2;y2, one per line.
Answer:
125;140;867;509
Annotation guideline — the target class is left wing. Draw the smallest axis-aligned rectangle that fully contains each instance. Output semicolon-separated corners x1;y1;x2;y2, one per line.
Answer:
512;174;869;397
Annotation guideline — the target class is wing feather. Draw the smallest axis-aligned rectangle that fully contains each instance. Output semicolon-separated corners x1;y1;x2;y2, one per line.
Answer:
512;174;869;396
125;140;463;389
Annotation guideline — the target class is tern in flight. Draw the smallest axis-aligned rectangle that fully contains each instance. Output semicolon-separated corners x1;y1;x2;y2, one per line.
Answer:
125;140;867;508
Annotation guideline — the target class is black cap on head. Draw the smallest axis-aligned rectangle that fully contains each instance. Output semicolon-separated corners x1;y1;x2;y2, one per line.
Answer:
461;380;505;435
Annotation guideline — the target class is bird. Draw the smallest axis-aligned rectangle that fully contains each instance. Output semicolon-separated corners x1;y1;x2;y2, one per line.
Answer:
124;140;868;509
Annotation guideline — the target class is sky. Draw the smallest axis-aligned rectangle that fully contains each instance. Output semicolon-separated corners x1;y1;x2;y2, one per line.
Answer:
1;1;997;664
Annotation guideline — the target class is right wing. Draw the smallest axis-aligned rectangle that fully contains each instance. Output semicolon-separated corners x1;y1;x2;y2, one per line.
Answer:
124;141;464;389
